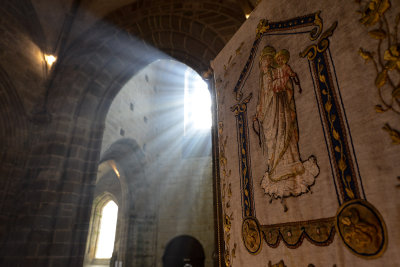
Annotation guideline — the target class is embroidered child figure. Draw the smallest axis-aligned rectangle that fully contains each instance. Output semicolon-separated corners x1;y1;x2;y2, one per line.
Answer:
272;49;297;94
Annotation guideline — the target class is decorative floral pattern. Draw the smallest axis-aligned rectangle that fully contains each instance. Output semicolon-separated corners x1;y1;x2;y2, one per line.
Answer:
359;0;391;26
219;122;237;267
357;0;400;144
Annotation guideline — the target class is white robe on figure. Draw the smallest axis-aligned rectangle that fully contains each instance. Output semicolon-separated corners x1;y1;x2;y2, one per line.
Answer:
257;64;319;199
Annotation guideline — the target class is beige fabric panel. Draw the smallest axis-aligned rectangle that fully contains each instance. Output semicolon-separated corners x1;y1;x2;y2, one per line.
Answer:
212;0;400;266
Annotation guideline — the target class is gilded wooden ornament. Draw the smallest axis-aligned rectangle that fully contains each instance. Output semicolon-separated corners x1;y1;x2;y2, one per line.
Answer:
335;199;387;259
242;217;262;254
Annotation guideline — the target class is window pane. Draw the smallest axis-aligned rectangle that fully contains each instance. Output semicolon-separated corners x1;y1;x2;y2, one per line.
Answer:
95;200;118;259
184;68;211;132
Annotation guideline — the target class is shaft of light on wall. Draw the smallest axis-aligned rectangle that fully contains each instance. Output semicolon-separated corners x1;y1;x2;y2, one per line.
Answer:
109;160;121;179
44;54;57;68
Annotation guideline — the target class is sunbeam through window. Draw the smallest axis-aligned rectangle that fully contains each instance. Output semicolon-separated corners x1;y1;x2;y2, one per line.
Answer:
184;68;211;133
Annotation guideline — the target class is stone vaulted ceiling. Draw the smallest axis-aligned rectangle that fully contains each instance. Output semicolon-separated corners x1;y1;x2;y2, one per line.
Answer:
103;0;246;71
31;0;253;73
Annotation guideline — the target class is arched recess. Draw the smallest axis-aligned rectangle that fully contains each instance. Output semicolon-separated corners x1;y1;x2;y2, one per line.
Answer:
85;138;149;266
99;139;147;215
163;235;206;267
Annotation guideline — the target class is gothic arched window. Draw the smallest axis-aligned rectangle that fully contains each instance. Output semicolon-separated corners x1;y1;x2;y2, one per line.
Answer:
184;67;212;133
84;193;119;266
95;200;118;259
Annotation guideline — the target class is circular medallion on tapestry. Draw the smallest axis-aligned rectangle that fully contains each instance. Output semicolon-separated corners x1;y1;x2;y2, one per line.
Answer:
242;217;262;254
335;199;387;258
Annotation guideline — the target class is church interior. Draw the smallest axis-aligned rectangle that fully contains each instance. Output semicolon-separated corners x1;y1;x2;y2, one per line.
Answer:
0;0;399;266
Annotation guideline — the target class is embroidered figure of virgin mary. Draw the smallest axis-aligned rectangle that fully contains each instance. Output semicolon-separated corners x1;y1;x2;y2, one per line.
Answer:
254;45;319;199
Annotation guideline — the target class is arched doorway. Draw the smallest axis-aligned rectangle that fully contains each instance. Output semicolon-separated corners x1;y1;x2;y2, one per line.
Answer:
162;235;205;267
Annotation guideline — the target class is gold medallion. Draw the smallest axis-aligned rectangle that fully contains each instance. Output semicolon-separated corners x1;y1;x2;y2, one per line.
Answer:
335;199;387;258
242;217;262;254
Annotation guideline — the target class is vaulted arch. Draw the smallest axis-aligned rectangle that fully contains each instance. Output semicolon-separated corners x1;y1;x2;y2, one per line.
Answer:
105;0;245;72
